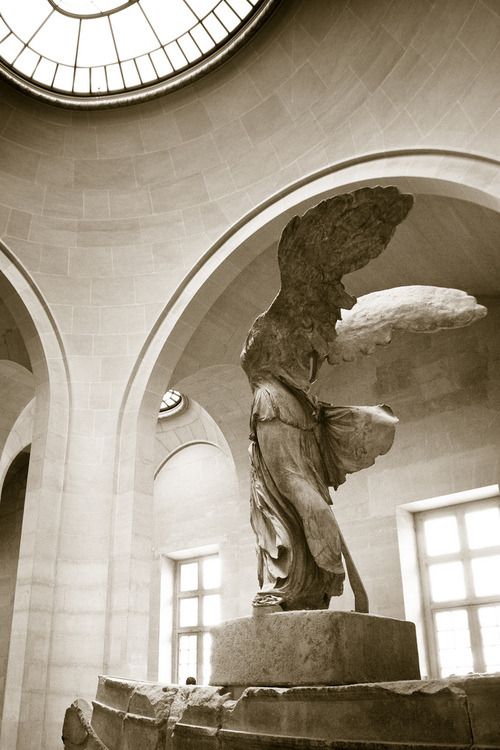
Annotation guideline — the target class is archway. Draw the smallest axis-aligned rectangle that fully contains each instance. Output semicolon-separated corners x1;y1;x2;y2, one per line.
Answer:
110;149;500;676
0;242;71;750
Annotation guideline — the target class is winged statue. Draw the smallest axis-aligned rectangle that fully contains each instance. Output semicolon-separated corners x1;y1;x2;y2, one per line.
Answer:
240;186;486;613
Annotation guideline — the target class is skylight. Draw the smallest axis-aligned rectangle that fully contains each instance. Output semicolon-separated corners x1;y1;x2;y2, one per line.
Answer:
0;0;273;104
159;389;184;415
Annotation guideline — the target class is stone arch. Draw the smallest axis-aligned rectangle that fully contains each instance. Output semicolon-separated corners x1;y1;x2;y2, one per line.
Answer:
109;148;500;675
0;399;35;491
0;241;71;750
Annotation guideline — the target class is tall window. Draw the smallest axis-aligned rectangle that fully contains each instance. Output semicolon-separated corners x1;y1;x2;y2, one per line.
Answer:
416;497;500;677
174;554;220;685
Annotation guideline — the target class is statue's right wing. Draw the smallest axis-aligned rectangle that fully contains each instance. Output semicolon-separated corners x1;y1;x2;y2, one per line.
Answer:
327;286;487;365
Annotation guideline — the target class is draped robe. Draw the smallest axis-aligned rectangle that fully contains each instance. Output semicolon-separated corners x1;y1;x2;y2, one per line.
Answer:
249;375;397;610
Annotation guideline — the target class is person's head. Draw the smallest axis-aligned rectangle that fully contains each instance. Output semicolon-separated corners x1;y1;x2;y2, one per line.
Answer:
185;676;196;685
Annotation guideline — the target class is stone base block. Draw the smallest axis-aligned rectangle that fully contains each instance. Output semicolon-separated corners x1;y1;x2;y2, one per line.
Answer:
210;610;420;687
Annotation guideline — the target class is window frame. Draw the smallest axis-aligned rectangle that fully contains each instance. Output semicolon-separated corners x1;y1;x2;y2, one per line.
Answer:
0;0;281;108
172;552;220;685
415;495;500;677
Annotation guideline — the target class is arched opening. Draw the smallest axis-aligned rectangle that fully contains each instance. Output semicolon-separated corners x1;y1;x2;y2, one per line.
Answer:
148;396;239;683
0;450;29;720
0;243;71;750
110;151;500;677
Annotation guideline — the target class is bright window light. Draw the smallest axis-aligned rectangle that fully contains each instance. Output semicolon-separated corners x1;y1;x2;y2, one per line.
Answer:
178;33;202;63
30;12;80;66
423;515;460;556
105;62;123;90
53;63;74;91
1;0;52;40
14;47;39;77
191;23;214;54
0;0;262;98
173;554;220;684
0;34;23;64
165;41;187;70
150;47;172;77
416;494;500;677
91;65;107;92
204;12;226;42
136;53;157;83
32;56;56;85
465;507;500;550
216;2;240;31
73;65;90;92
78;17;117;67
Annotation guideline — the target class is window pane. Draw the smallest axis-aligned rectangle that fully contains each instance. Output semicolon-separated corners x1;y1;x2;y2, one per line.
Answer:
435;609;474;677
140;0;197;46
33;57;57;86
204;12;226;42
106;63;124;91
180;562;198;592
227;0;252;18
191;23;215;54
203;594;220;625
91;66;107;93
202;632;212;685
465;507;500;550
73;66;90;92
179;597;198;627
78;17;117;68
471;555;500;598
478;605;500;673
136;54;157;84
30;13;80;66
121;59;140;87
13;47;40;77
429;561;466;602
53;64;74;92
215;1;240;31
165;41;187;70
150;48;173;77
178;33;202;63
0;35;24;64
203;557;220;589
423;515;460;556
110;4;158;60
178;634;197;685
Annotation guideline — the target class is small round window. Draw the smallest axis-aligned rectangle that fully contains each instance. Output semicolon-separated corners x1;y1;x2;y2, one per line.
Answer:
159;389;184;415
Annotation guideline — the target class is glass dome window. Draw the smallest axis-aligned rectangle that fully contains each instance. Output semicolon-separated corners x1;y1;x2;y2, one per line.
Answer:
0;0;278;106
159;389;183;415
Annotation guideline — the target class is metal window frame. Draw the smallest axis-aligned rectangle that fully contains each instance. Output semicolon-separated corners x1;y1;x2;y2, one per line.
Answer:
0;0;281;108
415;496;500;677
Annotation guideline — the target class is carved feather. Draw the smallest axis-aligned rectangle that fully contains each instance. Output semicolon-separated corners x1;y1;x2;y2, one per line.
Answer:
241;186;413;383
328;286;487;365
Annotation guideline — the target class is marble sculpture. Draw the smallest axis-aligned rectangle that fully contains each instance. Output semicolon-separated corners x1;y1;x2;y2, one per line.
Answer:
240;186;486;613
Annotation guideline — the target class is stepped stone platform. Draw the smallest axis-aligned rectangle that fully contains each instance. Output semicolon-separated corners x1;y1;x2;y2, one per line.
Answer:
62;673;500;749
62;610;499;749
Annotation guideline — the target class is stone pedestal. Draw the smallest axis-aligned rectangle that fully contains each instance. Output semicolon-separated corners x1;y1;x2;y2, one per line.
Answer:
210;610;420;687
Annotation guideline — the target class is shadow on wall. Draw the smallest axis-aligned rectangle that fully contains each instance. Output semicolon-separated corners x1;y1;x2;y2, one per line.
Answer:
0;450;29;721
